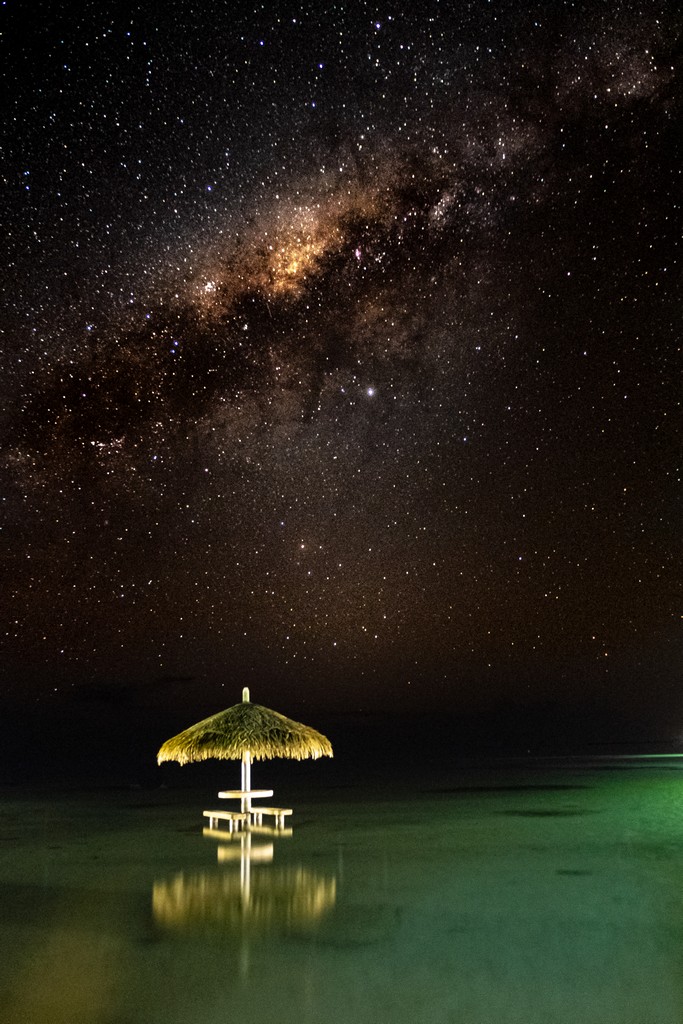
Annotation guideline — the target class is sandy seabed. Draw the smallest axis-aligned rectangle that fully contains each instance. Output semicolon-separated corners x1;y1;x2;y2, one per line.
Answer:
0;759;682;1024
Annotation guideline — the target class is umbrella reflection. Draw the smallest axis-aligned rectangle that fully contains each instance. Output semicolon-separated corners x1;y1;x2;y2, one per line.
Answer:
152;833;336;940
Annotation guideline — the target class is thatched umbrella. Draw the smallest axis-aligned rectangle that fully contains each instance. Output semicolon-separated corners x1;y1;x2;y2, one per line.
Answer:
157;687;332;807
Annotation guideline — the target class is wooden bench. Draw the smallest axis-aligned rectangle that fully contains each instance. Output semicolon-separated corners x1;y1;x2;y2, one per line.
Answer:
249;806;292;828
203;809;248;832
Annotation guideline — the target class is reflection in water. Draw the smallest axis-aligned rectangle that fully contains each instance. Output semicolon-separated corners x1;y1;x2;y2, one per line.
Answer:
153;829;337;975
153;864;337;935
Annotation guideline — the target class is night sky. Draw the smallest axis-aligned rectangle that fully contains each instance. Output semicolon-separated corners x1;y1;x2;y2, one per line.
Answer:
1;1;681;749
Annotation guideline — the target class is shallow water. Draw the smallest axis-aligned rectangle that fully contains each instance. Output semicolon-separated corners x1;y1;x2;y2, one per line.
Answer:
1;759;682;1024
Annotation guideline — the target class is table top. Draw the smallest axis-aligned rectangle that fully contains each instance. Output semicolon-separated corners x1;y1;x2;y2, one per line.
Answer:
218;789;274;799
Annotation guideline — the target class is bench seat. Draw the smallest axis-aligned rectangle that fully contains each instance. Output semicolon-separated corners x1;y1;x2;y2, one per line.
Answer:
249;806;293;828
203;809;249;832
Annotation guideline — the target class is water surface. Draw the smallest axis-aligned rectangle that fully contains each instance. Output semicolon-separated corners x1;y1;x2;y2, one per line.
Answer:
1;759;682;1023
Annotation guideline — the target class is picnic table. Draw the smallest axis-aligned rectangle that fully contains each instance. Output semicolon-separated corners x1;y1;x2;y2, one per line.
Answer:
215;788;292;829
218;789;273;812
218;789;274;799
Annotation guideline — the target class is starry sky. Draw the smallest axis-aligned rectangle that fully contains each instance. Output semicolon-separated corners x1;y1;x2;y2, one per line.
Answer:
1;1;681;739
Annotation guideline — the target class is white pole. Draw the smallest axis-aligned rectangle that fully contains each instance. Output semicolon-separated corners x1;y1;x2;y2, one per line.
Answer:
241;689;251;814
241;750;252;813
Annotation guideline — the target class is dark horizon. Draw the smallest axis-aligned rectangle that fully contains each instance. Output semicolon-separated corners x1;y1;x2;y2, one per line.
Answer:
2;688;681;791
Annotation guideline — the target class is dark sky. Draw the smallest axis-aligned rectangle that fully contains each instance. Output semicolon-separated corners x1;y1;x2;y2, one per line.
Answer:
1;1;680;734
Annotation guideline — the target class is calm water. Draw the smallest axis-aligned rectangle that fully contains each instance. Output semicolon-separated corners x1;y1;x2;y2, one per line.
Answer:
1;759;682;1024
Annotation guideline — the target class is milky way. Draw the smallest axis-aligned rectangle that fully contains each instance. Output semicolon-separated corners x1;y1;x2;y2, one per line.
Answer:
1;1;680;726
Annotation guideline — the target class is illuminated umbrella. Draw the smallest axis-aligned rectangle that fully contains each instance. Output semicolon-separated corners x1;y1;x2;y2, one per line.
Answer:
157;687;333;804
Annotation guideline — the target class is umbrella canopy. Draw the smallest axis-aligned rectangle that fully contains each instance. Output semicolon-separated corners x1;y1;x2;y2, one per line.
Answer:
157;687;333;765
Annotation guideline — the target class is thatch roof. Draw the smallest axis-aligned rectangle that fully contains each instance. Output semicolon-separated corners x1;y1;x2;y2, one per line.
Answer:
157;691;333;765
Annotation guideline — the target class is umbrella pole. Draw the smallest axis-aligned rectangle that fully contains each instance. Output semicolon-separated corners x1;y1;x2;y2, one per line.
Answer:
241;750;252;814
